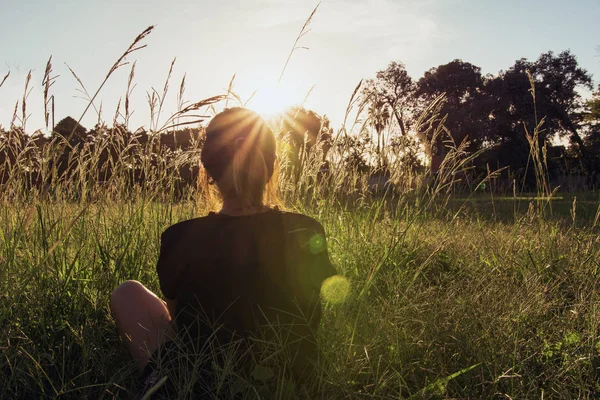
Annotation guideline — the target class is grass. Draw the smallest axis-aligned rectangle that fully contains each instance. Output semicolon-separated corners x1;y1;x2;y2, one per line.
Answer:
2;194;600;398
1;23;600;399
446;192;600;224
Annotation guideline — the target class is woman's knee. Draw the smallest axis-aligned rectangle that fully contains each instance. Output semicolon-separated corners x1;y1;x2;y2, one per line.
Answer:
111;280;146;307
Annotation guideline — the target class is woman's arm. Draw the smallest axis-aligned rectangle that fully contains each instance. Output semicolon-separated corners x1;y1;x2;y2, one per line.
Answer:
165;298;177;321
156;226;181;321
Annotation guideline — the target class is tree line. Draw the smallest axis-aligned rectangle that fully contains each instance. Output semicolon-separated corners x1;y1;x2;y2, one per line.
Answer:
0;108;333;197
358;50;600;190
1;49;599;194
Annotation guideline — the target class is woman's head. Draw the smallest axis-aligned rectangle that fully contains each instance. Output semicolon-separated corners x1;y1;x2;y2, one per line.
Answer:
201;107;277;209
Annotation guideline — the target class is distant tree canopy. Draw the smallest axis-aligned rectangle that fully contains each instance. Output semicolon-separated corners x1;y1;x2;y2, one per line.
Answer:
53;116;87;147
1;109;335;193
582;85;600;169
362;49;597;187
280;107;332;151
2;48;599;193
417;59;487;155
2;117;206;190
588;85;600;122
279;107;333;176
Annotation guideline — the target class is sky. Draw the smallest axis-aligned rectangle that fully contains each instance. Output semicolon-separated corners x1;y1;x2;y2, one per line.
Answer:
1;0;599;133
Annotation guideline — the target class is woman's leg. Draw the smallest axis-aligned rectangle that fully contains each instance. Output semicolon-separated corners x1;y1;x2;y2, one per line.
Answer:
110;280;174;371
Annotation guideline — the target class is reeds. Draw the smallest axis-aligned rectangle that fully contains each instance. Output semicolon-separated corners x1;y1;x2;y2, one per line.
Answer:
0;71;10;89
278;2;320;85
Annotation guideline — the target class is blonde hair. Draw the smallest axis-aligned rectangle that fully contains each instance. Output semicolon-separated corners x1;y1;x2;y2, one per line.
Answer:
199;108;280;211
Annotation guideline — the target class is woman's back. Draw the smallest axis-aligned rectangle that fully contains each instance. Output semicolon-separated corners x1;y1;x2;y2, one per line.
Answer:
157;208;335;374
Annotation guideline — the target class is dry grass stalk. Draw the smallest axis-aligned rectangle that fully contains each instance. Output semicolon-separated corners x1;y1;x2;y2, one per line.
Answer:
42;56;58;131
65;25;155;145
124;61;137;128
21;70;33;132
277;2;320;85
0;71;10;90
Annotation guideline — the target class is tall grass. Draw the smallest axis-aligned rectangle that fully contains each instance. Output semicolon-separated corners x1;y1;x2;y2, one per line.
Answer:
1;23;600;400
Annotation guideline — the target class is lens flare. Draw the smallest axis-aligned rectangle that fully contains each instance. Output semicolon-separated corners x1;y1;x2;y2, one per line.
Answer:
309;233;326;254
321;275;350;304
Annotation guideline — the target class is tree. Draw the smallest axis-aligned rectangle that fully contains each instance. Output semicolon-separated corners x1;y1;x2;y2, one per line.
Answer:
416;59;488;153
280;107;333;181
281;107;332;152
366;93;391;169
366;62;416;137
52;116;89;151
340;131;372;172
49;117;88;177
587;85;600;122
418;60;484;106
530;50;593;158
483;51;593;180
159;127;203;151
581;85;600;184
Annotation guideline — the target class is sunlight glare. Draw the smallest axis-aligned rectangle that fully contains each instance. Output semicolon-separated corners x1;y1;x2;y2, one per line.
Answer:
247;84;300;118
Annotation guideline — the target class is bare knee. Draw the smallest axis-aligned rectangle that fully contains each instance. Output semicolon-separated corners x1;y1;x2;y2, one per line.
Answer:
111;280;146;309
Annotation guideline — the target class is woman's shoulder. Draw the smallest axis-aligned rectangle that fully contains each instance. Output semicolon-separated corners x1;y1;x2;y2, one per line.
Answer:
275;209;326;234
160;213;219;241
160;209;326;239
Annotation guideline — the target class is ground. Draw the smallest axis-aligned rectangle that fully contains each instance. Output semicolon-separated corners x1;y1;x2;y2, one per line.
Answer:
1;193;599;398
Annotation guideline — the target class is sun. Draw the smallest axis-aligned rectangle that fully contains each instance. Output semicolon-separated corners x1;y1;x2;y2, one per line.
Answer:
247;84;300;118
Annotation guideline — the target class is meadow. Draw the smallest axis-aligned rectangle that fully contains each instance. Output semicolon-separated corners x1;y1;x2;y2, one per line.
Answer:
2;27;600;399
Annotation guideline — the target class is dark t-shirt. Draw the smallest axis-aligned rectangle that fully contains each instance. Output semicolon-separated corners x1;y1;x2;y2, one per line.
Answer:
156;208;335;374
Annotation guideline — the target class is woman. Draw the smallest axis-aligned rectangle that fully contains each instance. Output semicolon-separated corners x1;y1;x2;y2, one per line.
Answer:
110;107;336;396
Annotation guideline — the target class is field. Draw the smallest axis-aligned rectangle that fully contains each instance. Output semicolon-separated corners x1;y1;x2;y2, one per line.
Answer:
2;26;600;400
2;180;600;398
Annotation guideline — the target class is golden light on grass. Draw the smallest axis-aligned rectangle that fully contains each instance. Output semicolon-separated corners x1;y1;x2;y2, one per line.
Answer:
321;275;350;304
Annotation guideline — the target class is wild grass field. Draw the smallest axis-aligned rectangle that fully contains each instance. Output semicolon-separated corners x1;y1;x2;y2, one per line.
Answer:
2;26;600;399
2;180;600;399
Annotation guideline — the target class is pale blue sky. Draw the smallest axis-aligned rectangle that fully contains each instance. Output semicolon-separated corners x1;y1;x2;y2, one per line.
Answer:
1;0;599;132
